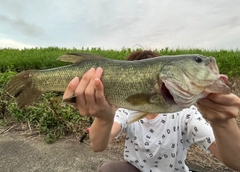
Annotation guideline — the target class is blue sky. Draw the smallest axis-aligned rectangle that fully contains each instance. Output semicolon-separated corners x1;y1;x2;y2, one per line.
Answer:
0;0;239;50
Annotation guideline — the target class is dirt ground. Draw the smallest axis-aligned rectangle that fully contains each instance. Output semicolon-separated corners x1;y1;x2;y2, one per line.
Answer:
0;129;124;172
1;77;240;172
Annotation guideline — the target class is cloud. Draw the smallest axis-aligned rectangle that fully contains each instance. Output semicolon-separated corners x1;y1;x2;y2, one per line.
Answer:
0;0;239;49
0;15;45;37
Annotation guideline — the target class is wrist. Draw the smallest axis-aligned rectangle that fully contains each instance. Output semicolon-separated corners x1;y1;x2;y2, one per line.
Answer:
95;110;115;124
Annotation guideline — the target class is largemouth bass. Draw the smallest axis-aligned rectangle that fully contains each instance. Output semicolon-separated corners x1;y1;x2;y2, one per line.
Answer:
4;53;230;123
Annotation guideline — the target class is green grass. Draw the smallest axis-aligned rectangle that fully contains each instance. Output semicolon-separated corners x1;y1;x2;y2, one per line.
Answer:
0;47;131;72
0;47;240;143
1;47;240;76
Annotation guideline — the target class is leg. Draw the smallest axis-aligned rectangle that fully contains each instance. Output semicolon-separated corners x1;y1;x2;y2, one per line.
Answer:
97;161;140;172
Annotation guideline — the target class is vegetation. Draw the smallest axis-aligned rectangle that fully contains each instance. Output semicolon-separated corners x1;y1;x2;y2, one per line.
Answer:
1;47;240;143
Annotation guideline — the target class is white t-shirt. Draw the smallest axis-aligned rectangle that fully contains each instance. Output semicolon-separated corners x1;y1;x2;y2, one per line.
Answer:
114;106;215;172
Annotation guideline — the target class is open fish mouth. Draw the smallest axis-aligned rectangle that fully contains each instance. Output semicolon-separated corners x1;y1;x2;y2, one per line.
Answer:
161;80;205;108
161;82;176;105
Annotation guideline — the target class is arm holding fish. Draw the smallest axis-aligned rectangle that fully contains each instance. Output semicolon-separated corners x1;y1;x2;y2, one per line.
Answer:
63;68;121;152
197;93;240;170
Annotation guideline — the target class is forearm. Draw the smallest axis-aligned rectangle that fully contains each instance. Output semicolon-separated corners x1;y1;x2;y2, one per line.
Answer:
89;117;114;152
211;118;240;170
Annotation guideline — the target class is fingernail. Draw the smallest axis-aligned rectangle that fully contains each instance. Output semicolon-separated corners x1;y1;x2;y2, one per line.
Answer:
71;77;79;85
96;67;103;72
88;68;95;74
71;77;79;82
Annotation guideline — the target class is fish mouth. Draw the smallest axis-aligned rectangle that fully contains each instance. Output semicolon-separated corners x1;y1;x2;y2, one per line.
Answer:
161;80;201;107
161;82;177;105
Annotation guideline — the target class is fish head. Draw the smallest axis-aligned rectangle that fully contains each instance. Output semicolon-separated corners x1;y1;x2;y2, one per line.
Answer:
159;54;231;107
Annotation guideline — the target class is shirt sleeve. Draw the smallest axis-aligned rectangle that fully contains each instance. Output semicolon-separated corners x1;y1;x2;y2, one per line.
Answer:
114;108;129;138
182;106;215;153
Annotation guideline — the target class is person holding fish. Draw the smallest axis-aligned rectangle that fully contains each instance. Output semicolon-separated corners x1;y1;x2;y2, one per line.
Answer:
63;50;240;172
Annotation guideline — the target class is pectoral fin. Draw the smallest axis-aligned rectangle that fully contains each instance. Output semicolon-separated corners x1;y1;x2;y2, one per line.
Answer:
127;111;150;124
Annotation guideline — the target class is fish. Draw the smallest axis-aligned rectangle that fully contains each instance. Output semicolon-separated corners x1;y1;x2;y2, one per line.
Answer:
4;52;231;123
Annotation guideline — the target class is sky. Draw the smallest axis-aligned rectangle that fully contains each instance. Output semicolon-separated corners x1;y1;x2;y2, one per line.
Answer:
0;0;239;50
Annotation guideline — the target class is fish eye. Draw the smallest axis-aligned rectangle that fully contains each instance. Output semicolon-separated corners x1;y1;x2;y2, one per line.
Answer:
195;56;202;63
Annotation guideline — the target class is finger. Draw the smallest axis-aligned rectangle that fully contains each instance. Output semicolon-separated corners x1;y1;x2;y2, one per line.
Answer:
75;68;95;107
198;98;227;112
84;67;103;105
63;77;80;99
93;67;103;80
94;78;105;103
197;100;238;120
196;103;229;122
206;93;240;106
198;97;238;116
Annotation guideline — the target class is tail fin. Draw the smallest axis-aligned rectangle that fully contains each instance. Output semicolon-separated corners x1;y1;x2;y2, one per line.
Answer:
4;71;42;109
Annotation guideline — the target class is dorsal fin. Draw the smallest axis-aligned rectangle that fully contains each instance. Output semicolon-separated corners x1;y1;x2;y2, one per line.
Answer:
57;52;105;63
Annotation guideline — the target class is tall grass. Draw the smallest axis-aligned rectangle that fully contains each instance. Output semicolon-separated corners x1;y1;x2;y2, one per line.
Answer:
0;47;239;76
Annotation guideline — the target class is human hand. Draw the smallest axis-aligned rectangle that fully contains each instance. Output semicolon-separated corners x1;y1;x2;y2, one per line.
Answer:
196;93;240;124
63;67;116;121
